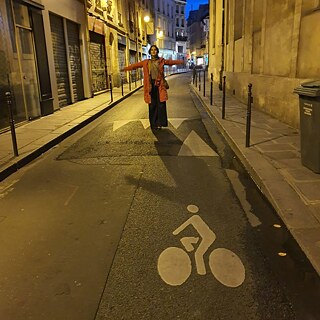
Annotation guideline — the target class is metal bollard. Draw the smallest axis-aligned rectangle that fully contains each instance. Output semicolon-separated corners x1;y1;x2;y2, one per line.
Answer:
129;72;132;91
198;70;201;91
245;83;253;147
5;91;18;156
195;70;198;87
134;71;137;88
222;76;226;119
203;68;206;97
109;75;113;102
121;77;124;96
210;73;213;106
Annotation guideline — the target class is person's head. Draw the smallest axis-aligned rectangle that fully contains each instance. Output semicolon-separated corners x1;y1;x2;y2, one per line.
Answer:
148;45;159;58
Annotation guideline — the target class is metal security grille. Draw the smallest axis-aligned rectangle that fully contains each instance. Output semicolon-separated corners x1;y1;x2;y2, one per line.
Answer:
118;45;126;83
67;20;84;102
50;13;71;108
129;50;136;82
89;32;107;93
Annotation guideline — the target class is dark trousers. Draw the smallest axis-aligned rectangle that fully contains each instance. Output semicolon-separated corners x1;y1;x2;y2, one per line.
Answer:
149;80;168;128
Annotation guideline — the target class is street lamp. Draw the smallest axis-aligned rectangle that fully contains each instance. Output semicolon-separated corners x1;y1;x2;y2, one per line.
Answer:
144;15;150;23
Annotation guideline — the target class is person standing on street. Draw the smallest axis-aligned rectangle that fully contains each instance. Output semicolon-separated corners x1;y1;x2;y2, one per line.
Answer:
122;45;184;130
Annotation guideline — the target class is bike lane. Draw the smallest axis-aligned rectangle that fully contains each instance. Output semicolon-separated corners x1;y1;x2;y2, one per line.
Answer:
94;123;295;319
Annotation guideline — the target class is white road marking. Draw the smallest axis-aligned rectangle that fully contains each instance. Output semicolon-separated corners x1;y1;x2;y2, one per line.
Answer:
168;118;188;129
187;204;199;213
64;186;79;206
158;205;246;287
157;247;192;286
113;120;132;131
140;119;150;129
180;236;199;252
209;248;245;287
112;118;189;131
0;179;20;199
178;131;219;157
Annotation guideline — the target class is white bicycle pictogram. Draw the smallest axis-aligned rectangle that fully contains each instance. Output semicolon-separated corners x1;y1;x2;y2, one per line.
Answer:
157;205;245;287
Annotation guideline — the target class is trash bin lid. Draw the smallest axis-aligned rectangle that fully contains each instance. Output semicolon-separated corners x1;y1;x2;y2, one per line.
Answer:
294;80;320;97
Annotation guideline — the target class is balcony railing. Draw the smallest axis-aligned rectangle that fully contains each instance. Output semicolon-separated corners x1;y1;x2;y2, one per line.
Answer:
176;35;188;41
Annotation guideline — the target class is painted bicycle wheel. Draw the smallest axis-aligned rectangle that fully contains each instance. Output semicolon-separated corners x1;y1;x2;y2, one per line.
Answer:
157;247;192;286
209;248;245;287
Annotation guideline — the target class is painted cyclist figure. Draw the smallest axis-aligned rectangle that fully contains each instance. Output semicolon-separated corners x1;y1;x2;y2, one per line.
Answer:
123;45;184;130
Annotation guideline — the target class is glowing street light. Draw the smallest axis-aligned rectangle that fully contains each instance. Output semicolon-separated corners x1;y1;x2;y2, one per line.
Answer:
144;15;150;23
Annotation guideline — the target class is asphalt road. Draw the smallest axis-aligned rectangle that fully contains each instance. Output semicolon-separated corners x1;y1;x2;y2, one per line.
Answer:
0;73;318;319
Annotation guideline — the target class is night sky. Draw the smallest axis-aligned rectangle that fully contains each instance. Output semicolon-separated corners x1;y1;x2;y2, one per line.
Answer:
185;0;209;19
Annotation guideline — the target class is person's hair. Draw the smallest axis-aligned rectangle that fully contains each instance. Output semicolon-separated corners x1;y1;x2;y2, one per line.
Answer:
148;45;159;57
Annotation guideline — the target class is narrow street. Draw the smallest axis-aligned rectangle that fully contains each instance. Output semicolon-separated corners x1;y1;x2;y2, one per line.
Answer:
0;74;319;319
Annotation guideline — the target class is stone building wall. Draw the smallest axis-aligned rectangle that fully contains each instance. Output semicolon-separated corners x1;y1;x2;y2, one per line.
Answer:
209;0;320;128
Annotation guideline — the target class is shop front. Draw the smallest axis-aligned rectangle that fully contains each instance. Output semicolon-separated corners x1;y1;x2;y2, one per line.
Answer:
118;34;127;84
0;0;52;131
129;39;137;82
88;16;107;94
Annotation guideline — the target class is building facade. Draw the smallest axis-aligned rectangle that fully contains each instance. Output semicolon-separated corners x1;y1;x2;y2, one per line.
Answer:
175;0;187;65
187;4;209;66
0;0;91;131
0;0;179;131
208;0;320;128
149;0;176;59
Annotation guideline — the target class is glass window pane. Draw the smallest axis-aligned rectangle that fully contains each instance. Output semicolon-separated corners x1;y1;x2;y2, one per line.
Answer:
13;2;30;28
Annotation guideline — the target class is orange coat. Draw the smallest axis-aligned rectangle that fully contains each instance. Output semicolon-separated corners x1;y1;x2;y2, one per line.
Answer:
123;58;184;104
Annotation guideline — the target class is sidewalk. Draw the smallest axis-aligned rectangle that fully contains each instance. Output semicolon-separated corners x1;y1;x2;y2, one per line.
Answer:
191;75;320;275
0;72;319;275
0;82;142;181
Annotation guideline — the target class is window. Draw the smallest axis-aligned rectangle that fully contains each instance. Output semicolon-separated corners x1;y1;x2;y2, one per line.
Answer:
234;0;243;40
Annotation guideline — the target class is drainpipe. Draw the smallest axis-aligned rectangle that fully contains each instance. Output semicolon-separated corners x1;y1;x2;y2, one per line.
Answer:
219;0;225;90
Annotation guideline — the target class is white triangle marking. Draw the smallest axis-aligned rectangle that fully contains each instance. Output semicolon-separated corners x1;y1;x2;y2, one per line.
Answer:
140;119;150;129
178;131;219;157
168;118;188;129
113;120;132;131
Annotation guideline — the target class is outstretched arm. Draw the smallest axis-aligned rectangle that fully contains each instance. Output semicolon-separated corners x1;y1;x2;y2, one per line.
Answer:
123;61;144;71
164;59;185;66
